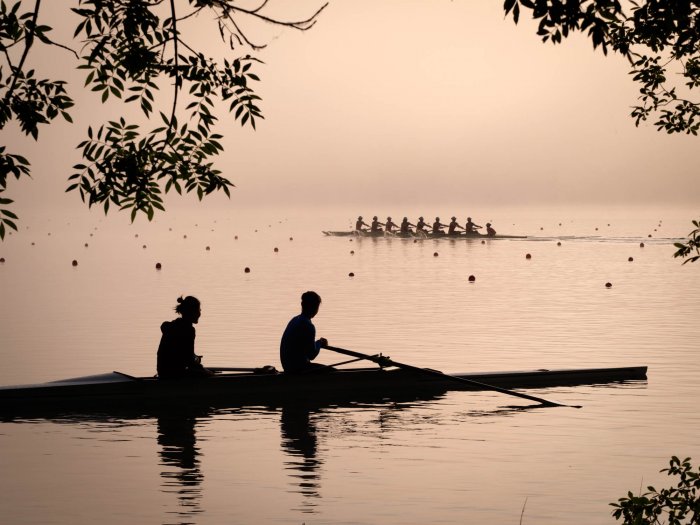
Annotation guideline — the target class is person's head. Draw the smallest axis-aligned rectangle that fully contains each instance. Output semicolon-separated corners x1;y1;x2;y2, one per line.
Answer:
486;223;491;227
301;291;322;318
358;216;362;220
467;217;472;222
387;216;391;221
451;216;456;221
435;217;440;221
373;216;378;220
403;217;408;221
419;216;424;221
175;296;201;324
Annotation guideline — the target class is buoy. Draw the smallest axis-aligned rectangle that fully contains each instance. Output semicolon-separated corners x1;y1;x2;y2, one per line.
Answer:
48;232;51;236
349;239;353;242
0;257;5;263
244;267;250;273
595;227;599;231
350;250;354;255
89;233;93;237
413;239;418;243
526;253;532;259
235;235;238;240
640;242;645;247
135;234;138;238
169;228;172;231
84;243;88;247
206;246;210;251
274;247;279;252
648;234;652;238
433;252;439;257
481;240;485;244
155;262;162;270
183;235;187;239
348;272;354;277
289;237;293;241
605;282;612;288
540;227;543;230
143;245;147;249
557;242;561;246
468;275;476;282
72;260;78;267
628;257;634;262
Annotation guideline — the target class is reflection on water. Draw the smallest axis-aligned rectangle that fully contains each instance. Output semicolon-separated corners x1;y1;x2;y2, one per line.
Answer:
157;411;206;524
280;404;322;512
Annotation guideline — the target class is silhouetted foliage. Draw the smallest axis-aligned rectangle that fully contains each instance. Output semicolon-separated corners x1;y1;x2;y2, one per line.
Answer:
610;456;700;524
505;1;700;262
0;0;326;237
674;220;700;264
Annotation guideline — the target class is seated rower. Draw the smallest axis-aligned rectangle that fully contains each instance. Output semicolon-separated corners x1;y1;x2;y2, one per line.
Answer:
385;216;398;233
415;216;428;234
447;216;463;236
399;217;415;234
486;223;497;237
355;216;369;232
157;296;213;379
432;217;448;236
370;216;384;233
464;217;482;235
280;291;329;374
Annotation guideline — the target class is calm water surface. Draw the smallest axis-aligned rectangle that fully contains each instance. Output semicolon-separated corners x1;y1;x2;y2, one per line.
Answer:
0;204;699;524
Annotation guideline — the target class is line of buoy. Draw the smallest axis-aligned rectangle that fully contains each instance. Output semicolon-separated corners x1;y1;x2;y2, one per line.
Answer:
468;275;475;282
526;253;532;259
244;267;250;273
605;282;612;288
72;260;78;267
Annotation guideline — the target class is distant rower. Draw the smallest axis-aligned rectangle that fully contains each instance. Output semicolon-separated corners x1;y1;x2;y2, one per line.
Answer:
355;216;369;232
432;217;448;236
385;216;398;233
370;216;384;233
447;217;463;236
400;217;415;234
415;216;428;234
465;217;482;235
486;223;497;237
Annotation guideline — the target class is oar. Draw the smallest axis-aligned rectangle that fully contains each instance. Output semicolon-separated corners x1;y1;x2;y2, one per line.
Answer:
323;345;581;408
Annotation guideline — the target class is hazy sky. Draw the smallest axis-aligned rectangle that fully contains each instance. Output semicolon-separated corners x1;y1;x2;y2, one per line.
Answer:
4;0;700;219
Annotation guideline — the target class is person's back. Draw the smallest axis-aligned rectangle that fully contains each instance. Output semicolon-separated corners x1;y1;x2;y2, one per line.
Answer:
370;216;383;233
355;216;367;231
416;217;427;232
400;217;412;234
486;223;496;236
157;296;210;379
432;217;445;235
280;291;328;374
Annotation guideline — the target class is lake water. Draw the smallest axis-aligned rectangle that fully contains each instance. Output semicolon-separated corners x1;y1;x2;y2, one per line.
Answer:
1;204;699;524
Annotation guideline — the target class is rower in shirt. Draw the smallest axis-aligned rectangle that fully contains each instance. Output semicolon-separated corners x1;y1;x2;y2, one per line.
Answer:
399;217;415;234
370;216;384;233
355;216;369;232
447;217;463;236
415;217;428;234
464;217;482;235
432;217;448;236
384;217;398;233
486;223;497;237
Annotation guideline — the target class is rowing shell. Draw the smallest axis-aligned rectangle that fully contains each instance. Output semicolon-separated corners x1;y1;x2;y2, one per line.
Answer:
0;366;647;413
322;230;527;239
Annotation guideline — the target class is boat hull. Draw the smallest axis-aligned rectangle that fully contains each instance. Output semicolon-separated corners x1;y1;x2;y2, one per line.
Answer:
0;366;647;414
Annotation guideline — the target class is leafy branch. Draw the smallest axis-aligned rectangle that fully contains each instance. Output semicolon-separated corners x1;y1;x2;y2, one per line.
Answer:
0;0;327;236
611;456;700;524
